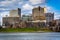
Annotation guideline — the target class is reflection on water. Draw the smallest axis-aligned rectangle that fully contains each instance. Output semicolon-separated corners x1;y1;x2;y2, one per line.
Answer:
0;32;60;40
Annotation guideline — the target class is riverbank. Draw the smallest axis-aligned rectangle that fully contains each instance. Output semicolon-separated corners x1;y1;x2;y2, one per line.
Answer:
0;28;52;33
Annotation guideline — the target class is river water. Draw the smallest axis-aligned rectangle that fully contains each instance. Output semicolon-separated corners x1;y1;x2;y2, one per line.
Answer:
0;32;60;40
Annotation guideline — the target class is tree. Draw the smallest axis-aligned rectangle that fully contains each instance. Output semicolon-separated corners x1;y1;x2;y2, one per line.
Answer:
49;20;56;26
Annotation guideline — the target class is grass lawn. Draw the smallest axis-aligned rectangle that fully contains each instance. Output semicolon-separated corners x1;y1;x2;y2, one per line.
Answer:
0;27;52;32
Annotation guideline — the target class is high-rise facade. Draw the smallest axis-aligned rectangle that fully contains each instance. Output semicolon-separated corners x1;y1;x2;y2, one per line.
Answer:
3;8;21;28
10;8;21;18
32;6;46;21
45;13;54;26
22;15;32;21
46;13;54;22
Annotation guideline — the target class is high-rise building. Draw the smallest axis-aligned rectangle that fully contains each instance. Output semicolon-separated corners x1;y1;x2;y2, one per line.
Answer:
10;8;21;18
32;6;46;21
32;6;46;27
45;13;54;22
22;14;32;21
3;8;21;28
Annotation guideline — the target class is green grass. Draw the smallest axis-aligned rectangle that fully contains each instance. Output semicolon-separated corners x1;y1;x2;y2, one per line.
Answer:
0;27;52;32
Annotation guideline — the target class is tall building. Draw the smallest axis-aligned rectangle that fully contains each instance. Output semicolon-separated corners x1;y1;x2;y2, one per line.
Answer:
10;8;21;19
46;13;54;22
32;6;46;21
32;6;46;27
22;14;32;21
3;8;21;28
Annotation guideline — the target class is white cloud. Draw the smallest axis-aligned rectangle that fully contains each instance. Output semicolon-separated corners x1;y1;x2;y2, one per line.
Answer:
46;7;53;12
44;5;54;13
0;12;9;17
18;2;23;5
0;0;18;7
0;8;6;10
0;8;10;11
54;15;60;19
44;6;60;20
0;0;59;20
22;4;33;10
54;12;60;19
0;0;19;11
0;1;12;6
29;0;45;5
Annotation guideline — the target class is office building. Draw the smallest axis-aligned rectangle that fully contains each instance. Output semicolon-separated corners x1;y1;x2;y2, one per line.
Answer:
3;8;21;28
46;13;54;22
45;13;54;26
32;6;46;21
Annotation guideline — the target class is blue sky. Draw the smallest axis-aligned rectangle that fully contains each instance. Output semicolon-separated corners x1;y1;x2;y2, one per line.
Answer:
47;0;60;10
0;0;60;22
46;0;60;19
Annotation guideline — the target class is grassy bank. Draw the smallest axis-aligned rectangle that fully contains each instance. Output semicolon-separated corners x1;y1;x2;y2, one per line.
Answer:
0;27;52;32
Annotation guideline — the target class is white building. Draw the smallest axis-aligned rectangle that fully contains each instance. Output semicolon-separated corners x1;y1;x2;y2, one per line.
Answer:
46;13;54;22
3;8;21;28
45;13;54;26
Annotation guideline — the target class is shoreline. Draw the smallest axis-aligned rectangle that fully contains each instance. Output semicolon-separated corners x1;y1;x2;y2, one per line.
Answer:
0;31;55;33
0;32;58;36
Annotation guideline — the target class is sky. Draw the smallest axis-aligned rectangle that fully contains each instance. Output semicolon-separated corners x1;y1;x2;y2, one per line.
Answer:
0;0;60;23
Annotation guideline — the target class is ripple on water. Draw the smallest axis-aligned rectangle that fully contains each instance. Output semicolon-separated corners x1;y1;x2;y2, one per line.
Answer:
0;32;60;40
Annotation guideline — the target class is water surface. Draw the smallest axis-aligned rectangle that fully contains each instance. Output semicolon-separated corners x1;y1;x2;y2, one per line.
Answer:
0;32;60;40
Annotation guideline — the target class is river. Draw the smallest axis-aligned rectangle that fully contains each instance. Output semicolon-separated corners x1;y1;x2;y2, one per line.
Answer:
0;32;60;40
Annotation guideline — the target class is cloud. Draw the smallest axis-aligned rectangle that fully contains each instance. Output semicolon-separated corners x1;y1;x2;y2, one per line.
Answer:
54;15;60;19
45;5;60;19
18;2;23;5
0;11;9;17
0;0;18;9
43;5;60;19
22;4;33;10
0;1;12;6
43;5;54;13
29;0;46;5
0;8;10;11
54;11;60;19
46;7;53;12
0;0;59;20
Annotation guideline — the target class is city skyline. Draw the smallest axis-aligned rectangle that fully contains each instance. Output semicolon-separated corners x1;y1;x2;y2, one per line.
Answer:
0;0;60;22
